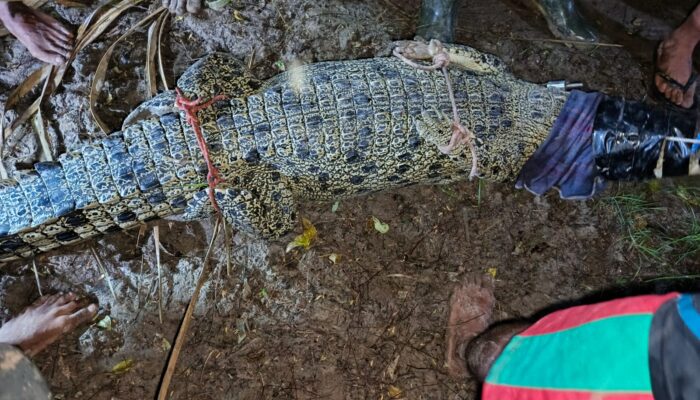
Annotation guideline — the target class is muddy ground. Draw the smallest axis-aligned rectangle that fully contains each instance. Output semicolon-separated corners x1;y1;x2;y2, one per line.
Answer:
1;0;699;398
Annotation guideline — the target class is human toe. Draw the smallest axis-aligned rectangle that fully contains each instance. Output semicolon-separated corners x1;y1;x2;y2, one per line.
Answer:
61;304;97;333
186;0;201;14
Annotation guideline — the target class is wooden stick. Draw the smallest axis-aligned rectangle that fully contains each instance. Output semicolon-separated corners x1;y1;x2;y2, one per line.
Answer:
156;219;221;400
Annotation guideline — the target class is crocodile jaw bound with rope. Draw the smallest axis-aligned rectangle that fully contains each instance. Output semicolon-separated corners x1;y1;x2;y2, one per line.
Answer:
0;41;567;262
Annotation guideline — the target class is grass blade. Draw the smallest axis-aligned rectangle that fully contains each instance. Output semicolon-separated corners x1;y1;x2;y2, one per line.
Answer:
156;12;170;90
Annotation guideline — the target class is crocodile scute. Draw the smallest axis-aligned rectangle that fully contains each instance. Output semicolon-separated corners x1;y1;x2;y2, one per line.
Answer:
0;43;568;262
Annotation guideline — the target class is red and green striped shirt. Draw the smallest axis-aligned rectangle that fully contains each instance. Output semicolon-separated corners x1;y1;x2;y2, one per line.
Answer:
483;293;680;400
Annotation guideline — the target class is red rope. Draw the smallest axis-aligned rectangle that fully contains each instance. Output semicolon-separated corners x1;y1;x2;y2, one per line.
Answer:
174;88;227;213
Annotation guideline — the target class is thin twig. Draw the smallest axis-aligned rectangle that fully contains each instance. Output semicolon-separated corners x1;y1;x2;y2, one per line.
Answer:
223;218;232;277
510;37;623;47
154;226;163;324
137;254;144;309
31;259;43;297
90;247;117;300
156;219;221;400
0;109;7;180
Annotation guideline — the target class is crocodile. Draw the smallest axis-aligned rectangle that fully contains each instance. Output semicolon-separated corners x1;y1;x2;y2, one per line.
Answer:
0;42;573;262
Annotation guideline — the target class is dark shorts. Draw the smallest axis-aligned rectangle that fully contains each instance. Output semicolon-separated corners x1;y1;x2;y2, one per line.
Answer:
0;343;51;400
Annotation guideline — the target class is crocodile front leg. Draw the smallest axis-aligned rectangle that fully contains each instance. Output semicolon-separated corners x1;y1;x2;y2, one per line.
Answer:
183;165;297;239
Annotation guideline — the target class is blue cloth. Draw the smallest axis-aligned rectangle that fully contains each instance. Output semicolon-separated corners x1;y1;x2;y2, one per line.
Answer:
515;90;606;200
677;294;700;341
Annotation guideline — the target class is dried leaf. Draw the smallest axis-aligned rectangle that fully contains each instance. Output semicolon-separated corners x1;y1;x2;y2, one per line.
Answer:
372;216;389;234
156;12;170;91
145;17;161;99
111;359;135;374
5;0;146;144
90;7;166;134
328;253;340;264
285;218;317;252
96;315;113;331
32;108;53;161
55;0;89;7
206;0;231;11
331;201;340;213
5;66;50;110
388;385;403;399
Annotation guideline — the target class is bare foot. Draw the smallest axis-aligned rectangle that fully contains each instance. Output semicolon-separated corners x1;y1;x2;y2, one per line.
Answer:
655;8;700;108
656;37;697;108
444;275;495;379
0;293;97;357
0;1;73;65
163;0;202;16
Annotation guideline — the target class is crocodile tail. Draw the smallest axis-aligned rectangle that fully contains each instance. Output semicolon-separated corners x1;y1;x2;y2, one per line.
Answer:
0;126;183;263
0;158;107;262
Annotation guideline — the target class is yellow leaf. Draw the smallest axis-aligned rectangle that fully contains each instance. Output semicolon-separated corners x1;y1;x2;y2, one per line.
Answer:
111;359;135;374
647;180;661;193
372;216;389;234
328;253;340;264
286;218;317;252
487;268;497;279
161;337;171;352
232;9;246;21
388;385;403;398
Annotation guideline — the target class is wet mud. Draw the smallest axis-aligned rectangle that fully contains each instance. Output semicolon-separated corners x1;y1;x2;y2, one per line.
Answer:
0;0;699;398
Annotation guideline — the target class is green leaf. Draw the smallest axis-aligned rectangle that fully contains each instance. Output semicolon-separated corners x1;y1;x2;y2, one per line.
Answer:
96;315;112;331
331;201;340;213
273;60;286;71
372;216;389;234
205;0;230;11
111;359;135;374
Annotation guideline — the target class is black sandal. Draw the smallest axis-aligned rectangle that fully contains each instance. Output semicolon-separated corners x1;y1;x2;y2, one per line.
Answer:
652;43;698;110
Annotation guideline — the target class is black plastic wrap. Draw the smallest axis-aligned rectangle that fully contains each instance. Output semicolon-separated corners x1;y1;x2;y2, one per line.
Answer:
416;0;456;42
592;96;698;180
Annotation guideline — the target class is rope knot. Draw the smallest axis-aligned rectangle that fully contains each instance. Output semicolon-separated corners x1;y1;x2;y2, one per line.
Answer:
175;88;228;213
393;40;479;179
